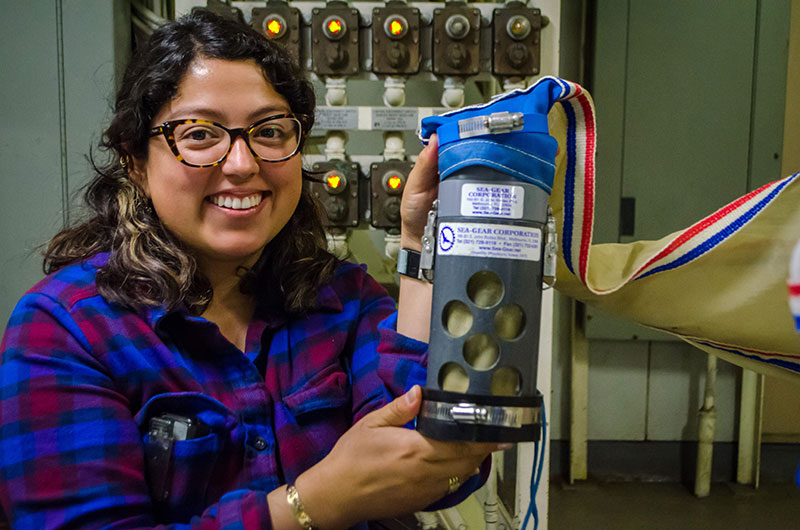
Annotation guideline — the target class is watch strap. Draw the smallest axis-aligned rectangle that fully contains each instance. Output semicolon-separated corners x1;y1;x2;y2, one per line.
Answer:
397;248;423;280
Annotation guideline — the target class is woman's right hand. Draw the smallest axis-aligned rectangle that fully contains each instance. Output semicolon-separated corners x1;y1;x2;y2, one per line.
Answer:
293;385;506;529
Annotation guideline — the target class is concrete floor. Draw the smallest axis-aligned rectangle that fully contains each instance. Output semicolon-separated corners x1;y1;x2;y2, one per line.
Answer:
548;479;800;530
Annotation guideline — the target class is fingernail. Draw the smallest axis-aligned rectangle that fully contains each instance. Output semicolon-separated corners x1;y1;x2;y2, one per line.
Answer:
496;443;513;451
405;385;419;406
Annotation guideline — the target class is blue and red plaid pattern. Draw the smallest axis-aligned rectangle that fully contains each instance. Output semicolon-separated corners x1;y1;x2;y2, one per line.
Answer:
0;252;448;528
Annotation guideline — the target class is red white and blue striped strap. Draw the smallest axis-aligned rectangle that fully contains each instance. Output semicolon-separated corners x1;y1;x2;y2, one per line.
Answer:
790;239;800;332
557;77;800;296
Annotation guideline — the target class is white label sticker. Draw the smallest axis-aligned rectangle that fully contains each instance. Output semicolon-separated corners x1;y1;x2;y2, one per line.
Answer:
461;184;524;219
438;222;541;261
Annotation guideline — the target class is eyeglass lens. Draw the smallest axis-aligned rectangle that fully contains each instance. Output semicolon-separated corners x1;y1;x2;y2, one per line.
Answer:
172;117;301;165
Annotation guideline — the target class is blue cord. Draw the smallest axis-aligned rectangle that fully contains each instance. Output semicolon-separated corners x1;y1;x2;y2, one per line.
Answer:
521;402;546;530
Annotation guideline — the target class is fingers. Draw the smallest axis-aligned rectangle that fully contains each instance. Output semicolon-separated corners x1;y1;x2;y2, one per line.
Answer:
423;438;510;462
405;135;439;194
364;385;422;428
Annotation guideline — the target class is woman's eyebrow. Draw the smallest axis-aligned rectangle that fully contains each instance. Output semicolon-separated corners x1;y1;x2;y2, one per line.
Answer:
160;105;291;123
246;105;292;122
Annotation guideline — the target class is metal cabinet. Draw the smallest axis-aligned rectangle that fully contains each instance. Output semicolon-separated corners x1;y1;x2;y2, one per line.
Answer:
585;0;790;340
0;0;130;334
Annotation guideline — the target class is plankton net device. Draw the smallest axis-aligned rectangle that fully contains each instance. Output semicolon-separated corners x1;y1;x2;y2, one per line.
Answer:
414;79;567;443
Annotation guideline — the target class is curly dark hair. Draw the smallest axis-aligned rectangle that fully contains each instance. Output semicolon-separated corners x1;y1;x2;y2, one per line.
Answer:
44;9;336;315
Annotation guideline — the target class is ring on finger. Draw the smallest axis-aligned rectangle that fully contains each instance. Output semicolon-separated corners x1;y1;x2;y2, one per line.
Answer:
447;475;461;494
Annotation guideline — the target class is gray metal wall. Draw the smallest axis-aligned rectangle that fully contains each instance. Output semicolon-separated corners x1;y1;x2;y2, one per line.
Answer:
0;0;130;333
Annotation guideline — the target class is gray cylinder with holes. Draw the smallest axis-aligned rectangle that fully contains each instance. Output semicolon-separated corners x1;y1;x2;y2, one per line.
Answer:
417;166;546;442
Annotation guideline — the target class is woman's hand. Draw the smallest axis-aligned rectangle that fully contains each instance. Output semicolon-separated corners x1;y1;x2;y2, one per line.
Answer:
295;385;504;529
400;135;440;249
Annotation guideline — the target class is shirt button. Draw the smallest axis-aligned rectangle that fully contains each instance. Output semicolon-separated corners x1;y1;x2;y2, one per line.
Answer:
253;436;268;451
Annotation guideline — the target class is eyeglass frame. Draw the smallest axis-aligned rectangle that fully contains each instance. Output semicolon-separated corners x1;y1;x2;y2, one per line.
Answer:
148;113;312;168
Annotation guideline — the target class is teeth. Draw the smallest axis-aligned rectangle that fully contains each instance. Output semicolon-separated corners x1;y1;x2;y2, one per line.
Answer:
210;193;262;210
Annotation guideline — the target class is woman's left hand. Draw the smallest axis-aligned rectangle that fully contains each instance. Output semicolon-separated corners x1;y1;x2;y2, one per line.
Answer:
400;135;440;247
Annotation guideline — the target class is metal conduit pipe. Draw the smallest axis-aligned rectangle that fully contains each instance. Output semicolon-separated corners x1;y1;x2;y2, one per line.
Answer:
483;453;500;530
694;353;717;497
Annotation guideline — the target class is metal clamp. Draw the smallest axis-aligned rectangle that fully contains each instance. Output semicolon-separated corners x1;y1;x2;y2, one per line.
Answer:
421;399;541;429
543;206;558;286
457;111;524;138
419;199;438;282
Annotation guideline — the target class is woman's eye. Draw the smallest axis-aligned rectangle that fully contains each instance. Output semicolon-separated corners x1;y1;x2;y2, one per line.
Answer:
189;129;209;140
178;126;219;143
257;127;280;138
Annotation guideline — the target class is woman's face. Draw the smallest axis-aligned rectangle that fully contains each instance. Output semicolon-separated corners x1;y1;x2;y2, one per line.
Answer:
133;57;303;274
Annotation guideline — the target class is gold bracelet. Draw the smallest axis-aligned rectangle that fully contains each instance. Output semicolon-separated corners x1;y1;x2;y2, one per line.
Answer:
286;484;319;530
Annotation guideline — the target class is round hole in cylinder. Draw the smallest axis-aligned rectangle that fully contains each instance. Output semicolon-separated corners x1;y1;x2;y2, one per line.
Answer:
466;270;504;308
438;362;469;393
442;300;473;338
490;366;522;396
494;304;526;340
463;333;499;371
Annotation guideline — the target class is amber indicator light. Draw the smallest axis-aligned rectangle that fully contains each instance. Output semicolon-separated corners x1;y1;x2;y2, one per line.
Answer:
266;18;283;36
384;14;409;39
326;174;342;189
387;175;403;190
327;19;343;35
389;20;404;35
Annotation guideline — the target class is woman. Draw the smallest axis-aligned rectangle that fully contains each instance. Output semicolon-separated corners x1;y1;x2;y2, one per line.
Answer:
0;10;501;529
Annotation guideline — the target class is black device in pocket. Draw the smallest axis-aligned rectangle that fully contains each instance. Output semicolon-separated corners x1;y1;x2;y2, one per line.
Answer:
146;413;210;501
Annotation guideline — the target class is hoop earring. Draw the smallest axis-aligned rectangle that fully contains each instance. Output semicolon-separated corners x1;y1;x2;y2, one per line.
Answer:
120;155;129;169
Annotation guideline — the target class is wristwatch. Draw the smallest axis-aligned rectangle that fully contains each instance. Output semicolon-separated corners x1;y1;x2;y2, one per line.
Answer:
397;248;424;281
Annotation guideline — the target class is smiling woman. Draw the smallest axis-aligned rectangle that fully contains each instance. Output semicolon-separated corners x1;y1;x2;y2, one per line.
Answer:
0;8;502;530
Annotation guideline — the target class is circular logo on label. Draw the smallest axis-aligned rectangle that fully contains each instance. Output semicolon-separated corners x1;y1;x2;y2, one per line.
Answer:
439;226;455;252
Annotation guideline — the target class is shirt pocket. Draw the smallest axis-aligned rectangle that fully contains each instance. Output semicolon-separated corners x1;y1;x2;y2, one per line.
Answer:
279;363;352;478
135;392;239;522
283;362;351;420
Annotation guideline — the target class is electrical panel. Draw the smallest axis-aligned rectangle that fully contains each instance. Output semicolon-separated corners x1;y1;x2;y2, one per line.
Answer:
311;1;360;76
432;2;481;76
371;2;421;75
194;0;245;23
492;2;542;76
369;160;411;230
251;1;302;66
308;160;361;228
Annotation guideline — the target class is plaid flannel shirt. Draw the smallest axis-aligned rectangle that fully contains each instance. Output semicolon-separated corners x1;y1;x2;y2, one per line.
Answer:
0;252;482;529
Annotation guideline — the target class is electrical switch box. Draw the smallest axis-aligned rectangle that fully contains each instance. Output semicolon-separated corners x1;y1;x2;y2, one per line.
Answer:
311;1;360;76
309;160;360;228
492;3;542;77
251;1;301;66
371;2;421;75
369;160;411;230
432;3;481;76
194;0;245;24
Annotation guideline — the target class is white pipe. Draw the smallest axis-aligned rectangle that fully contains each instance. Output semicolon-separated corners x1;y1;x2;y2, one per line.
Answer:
414;511;441;530
383;131;406;161
502;77;527;94
441;77;466;109
737;369;758;484
383;232;401;261
383;76;406;107
484;453;500;530
324;77;347;106
694;354;717;497
324;131;347;161
569;300;589;483
326;230;349;259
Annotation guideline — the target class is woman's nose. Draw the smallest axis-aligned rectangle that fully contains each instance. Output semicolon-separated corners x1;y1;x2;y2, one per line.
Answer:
222;136;260;178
